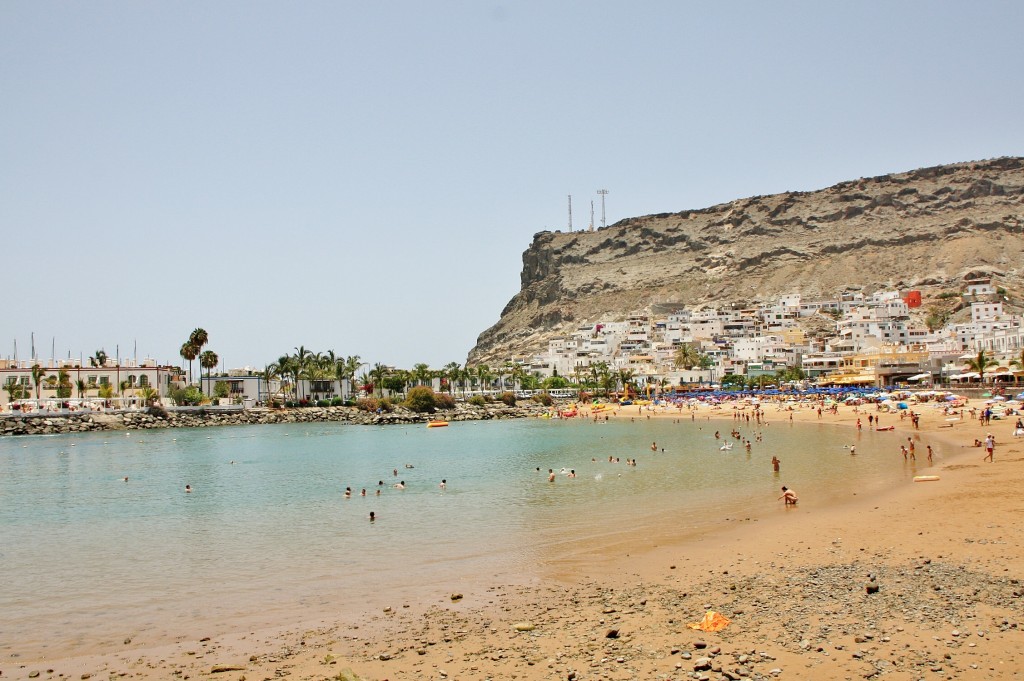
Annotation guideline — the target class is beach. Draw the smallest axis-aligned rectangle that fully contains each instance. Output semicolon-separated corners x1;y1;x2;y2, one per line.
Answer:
4;400;1023;680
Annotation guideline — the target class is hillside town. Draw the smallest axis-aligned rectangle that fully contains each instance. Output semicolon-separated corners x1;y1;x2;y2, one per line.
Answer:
529;277;1023;390
2;278;1024;412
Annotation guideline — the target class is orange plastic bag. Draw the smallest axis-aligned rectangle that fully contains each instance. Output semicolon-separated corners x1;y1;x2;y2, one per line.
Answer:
687;610;731;632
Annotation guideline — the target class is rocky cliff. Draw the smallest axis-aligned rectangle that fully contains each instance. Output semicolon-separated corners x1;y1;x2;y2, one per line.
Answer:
468;157;1024;364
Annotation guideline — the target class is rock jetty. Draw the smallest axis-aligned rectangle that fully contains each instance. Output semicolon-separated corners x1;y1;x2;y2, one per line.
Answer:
0;402;552;437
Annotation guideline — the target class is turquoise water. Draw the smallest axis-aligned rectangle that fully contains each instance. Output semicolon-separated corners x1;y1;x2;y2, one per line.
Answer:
0;416;927;659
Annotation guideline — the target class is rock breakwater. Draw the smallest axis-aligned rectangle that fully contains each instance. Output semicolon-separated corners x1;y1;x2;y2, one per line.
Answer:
0;402;551;437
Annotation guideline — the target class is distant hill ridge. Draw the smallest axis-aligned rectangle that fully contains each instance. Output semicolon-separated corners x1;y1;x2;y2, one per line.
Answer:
468;157;1024;364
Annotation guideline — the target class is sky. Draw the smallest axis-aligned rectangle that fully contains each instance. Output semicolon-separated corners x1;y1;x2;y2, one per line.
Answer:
3;1;1023;372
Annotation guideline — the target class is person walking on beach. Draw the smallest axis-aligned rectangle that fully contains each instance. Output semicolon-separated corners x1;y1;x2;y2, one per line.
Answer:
926;445;933;463
984;433;995;462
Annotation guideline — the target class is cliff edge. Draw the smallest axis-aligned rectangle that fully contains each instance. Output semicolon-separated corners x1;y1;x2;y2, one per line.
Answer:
468;157;1024;365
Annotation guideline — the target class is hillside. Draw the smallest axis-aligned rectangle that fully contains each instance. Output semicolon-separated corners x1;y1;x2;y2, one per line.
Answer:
468;157;1024;365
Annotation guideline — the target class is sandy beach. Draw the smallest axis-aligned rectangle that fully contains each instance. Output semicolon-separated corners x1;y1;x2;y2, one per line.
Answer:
6;400;1023;681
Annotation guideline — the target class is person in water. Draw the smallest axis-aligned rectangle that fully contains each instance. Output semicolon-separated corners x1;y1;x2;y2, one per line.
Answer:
779;486;798;505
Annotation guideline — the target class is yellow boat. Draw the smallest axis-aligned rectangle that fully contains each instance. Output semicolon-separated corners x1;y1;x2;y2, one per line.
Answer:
426;420;449;428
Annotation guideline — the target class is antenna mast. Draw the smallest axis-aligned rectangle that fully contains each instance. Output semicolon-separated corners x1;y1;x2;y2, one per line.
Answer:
567;194;573;232
589;201;595;231
597;189;609;228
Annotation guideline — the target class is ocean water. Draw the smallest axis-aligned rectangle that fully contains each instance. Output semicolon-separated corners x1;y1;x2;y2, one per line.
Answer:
0;415;928;659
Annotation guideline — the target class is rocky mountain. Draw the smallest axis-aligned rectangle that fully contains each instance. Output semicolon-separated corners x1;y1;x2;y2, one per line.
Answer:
468;157;1024;365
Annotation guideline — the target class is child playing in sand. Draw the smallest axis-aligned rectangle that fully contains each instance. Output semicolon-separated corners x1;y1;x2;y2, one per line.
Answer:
779;486;798;505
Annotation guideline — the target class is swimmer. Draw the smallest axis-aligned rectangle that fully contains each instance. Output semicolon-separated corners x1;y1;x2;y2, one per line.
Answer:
122;476;129;482
771;456;780;472
850;445;856;455
369;511;375;522
567;469;576;478
344;486;352;498
394;480;406;489
405;463;414;469
185;484;192;493
360;488;366;496
439;479;446;490
779;486;798;505
651;441;657;451
548;469;556;482
393;468;398;476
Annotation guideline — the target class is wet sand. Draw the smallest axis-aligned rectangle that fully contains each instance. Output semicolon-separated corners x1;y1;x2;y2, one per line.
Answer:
6;400;1023;680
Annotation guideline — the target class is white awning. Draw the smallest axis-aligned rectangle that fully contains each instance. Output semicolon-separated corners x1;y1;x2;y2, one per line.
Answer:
906;373;932;381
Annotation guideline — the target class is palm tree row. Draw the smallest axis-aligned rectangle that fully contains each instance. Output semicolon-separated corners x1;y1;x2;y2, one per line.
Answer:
258;353;550;405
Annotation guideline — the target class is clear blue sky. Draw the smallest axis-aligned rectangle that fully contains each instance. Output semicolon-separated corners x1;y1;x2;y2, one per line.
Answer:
3;1;1022;371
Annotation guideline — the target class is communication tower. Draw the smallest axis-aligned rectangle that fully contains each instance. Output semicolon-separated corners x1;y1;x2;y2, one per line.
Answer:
597;189;609;228
589;200;595;231
567;194;573;232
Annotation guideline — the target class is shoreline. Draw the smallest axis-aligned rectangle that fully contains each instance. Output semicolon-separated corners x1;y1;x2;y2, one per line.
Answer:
5;400;1024;680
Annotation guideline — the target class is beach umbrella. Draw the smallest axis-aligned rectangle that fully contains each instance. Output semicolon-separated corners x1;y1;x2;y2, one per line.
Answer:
897;402;908;409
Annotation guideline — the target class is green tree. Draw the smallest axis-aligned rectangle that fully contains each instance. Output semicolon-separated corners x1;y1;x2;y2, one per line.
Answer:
673;344;701;370
542;375;569;389
139;385;159;406
200;350;219;386
410;363;432;388
965;350;998;384
31;364;46;399
370;363;390;398
4;379;25;403
180;342;199;385
443;362;462;395
75;378;87;399
56;368;73;399
404;385;437;413
89;349;108;368
213;380;230;400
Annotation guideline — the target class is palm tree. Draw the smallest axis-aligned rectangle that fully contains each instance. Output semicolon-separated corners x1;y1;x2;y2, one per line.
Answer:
261;362;282;404
1009;348;1024;383
89;349;108;368
965;349;998;384
292;346;312;400
180;342;199;385
617;368;635;398
139;385;159;407
199;350;219;391
75;378;87;399
57;368;72;399
370;363;389;398
674;344;700;370
31;364;46;400
276;355;298;403
411;363;432;388
474;364;493;395
189;328;209;353
442;362;462;395
4;379;25;404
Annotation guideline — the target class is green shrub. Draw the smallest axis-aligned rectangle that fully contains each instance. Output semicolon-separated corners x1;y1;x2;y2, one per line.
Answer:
356;398;380;412
434;392;455;409
404;386;437;413
330;397;344;407
498;391;517;406
468;395;486;407
316;399;331;407
379;398;394;412
532;391;553;406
